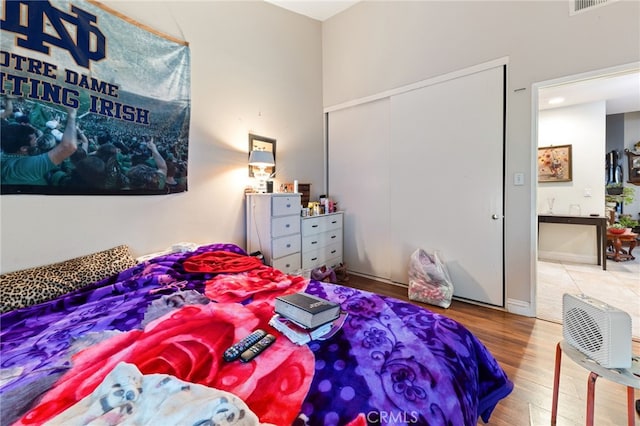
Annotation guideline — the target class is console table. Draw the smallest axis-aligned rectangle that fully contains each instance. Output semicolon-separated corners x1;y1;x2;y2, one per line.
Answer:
538;215;607;270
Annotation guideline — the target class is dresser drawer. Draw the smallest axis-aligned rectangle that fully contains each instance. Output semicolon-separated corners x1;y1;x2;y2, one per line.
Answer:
322;243;342;263
272;215;300;238
272;252;301;274
301;214;343;236
302;230;342;252
301;242;343;270
324;256;343;270
272;196;300;217
246;194;302;270
272;234;301;258
301;249;321;270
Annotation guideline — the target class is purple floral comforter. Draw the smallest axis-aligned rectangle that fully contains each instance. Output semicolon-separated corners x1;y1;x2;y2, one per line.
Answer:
0;243;512;425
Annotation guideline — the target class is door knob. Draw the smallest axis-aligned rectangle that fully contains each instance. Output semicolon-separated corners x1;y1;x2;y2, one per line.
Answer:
492;214;501;220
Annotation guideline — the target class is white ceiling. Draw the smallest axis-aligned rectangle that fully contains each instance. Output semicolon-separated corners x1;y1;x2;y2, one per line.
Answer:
265;0;359;21
539;71;640;115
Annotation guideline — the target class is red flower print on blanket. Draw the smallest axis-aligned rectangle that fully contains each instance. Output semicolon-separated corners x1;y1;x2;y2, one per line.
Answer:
204;265;307;303
183;250;264;274
17;301;314;426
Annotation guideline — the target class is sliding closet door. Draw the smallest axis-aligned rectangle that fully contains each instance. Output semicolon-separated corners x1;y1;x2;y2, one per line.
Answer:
389;66;505;306
327;98;391;279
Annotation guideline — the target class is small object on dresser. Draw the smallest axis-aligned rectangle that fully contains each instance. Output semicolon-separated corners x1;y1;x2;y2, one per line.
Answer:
275;292;341;329
269;314;334;345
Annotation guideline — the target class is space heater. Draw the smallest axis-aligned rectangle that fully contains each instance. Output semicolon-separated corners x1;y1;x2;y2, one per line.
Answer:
562;293;632;369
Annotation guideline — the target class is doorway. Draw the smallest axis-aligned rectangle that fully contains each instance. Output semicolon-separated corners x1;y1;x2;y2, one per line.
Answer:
532;63;640;339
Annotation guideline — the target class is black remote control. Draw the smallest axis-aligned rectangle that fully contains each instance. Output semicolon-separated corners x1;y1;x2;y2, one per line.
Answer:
223;329;267;362
240;334;276;363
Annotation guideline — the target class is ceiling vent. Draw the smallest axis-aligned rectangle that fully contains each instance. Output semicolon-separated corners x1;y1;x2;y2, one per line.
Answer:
570;0;617;15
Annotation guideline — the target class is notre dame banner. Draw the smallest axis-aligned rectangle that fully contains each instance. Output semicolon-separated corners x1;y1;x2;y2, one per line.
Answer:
0;0;190;194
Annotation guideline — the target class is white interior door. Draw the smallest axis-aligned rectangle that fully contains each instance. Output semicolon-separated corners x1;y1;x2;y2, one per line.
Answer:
327;64;505;306
388;66;505;306
327;98;391;279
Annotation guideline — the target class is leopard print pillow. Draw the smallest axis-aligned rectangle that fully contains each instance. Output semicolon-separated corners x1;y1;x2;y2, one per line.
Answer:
0;245;138;313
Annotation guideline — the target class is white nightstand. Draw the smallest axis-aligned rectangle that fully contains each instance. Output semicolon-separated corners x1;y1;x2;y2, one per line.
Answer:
246;193;302;274
300;212;343;271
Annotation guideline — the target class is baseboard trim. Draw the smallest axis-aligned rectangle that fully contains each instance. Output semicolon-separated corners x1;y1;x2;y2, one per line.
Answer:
349;271;535;316
348;271;407;288
507;298;535;317
538;250;597;265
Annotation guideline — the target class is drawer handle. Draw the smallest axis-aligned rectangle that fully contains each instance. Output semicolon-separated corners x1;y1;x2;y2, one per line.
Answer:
311;257;318;261
331;235;336;239
286;263;290;268
286;244;291;248
312;224;319;228
285;224;290;228
331;220;337;224
286;204;291;208
330;250;337;254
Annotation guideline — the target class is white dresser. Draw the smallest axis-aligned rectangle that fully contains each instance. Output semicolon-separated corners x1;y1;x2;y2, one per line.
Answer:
246;193;302;274
301;212;343;271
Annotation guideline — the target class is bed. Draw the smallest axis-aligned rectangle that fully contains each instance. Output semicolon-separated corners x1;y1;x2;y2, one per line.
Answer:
0;243;513;425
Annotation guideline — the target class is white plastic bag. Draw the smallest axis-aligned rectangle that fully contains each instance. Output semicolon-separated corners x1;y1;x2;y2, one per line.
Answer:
407;248;454;308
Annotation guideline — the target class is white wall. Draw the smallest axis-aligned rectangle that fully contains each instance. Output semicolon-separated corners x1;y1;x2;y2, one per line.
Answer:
538;102;606;217
537;102;606;263
0;1;324;273
322;0;640;309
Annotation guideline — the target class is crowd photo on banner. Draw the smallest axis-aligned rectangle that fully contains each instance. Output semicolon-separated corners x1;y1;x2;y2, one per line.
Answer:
0;0;191;195
1;96;189;194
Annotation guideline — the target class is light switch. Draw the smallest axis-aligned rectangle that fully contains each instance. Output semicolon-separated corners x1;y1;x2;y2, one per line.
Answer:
514;173;525;186
584;188;592;197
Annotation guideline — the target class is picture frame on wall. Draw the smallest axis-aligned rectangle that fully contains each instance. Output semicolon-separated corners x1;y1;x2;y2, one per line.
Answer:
538;144;572;182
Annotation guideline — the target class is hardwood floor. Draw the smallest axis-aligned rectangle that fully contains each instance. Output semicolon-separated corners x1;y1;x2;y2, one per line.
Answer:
342;274;640;426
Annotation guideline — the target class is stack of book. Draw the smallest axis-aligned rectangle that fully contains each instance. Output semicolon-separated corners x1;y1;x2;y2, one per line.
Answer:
269;314;334;345
271;292;342;345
